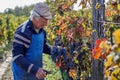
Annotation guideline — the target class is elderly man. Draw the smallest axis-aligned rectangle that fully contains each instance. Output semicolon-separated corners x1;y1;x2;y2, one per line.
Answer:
11;2;53;80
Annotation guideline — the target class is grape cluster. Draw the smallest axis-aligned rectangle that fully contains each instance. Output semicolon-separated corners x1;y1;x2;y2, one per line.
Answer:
51;46;67;63
51;36;92;80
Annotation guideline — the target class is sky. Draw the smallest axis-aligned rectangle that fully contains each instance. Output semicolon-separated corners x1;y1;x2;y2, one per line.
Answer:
0;0;108;12
0;0;46;12
0;0;82;13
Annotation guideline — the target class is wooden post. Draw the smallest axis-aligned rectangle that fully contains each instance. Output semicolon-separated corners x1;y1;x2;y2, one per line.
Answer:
92;0;105;80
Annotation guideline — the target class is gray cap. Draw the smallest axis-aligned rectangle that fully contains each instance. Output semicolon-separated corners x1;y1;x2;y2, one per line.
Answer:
33;2;52;20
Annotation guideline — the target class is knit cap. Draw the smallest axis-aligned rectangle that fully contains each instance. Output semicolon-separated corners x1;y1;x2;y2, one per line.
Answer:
32;2;52;20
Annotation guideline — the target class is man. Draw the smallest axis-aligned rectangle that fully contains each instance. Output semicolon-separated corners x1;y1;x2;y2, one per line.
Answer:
12;2;54;80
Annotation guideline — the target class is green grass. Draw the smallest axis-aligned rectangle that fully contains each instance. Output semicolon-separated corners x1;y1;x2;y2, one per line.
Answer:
43;54;62;80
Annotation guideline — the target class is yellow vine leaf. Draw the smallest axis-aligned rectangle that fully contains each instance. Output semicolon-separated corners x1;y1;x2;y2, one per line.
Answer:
113;29;120;44
113;45;120;54
51;35;55;40
95;3;101;10
105;70;109;78
105;65;120;80
117;4;120;11
69;69;77;80
104;52;115;69
75;59;79;64
111;66;120;80
99;39;111;55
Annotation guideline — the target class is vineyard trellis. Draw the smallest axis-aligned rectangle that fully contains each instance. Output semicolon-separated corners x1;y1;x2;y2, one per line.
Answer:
92;0;105;80
47;0;120;80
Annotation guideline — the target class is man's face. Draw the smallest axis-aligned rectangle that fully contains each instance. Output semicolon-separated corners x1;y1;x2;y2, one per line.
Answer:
34;17;48;29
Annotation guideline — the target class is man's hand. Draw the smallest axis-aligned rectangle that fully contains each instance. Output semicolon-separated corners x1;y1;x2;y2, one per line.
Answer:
36;68;46;79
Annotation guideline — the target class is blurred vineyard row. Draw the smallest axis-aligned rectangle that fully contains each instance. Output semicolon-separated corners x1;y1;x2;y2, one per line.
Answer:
0;0;120;80
0;13;27;59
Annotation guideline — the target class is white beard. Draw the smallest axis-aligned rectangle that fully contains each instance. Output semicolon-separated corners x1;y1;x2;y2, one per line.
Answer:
35;29;40;33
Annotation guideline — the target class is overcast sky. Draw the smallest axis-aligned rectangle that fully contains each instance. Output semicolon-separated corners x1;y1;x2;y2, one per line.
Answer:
0;0;109;12
0;0;45;12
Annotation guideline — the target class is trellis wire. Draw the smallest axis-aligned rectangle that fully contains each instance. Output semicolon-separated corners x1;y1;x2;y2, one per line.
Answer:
94;19;120;25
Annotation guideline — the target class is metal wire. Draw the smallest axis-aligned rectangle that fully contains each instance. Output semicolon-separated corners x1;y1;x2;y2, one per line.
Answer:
94;19;120;25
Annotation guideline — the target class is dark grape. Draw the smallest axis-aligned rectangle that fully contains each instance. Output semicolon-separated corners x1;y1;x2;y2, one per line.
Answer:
51;46;58;62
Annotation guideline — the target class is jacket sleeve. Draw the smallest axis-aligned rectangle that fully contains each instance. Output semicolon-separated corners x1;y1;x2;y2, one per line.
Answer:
43;43;51;55
12;31;39;75
43;30;51;55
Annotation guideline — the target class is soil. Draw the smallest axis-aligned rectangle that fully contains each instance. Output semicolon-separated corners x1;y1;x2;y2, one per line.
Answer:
1;64;13;80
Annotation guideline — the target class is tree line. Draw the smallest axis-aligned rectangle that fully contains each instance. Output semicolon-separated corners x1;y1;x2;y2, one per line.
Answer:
3;4;34;17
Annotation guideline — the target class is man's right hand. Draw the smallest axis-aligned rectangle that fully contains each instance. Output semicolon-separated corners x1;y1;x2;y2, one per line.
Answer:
36;68;46;79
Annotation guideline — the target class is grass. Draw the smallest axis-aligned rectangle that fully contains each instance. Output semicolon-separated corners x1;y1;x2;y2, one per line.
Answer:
43;54;62;80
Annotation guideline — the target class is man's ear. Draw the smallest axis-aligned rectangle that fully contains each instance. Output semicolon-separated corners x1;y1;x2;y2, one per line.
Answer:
33;17;38;21
33;17;39;23
32;17;38;26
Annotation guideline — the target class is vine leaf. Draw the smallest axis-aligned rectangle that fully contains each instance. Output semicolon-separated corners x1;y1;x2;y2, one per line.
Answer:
117;3;120;11
113;29;120;44
95;3;101;10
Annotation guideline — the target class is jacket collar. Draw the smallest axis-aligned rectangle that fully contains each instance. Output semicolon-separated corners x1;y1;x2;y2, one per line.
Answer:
28;19;43;34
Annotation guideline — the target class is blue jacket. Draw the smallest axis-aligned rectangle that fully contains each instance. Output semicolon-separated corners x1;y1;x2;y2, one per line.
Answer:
12;19;51;76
